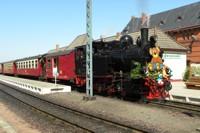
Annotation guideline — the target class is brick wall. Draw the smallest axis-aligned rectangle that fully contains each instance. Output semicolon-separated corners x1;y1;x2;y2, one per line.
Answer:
167;27;200;64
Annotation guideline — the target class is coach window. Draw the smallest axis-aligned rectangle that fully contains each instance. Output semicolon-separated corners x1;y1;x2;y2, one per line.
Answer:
35;60;38;68
29;60;32;68
47;59;51;68
32;60;34;69
26;61;28;69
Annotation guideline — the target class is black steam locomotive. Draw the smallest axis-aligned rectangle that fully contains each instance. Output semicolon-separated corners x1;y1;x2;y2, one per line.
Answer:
75;28;172;100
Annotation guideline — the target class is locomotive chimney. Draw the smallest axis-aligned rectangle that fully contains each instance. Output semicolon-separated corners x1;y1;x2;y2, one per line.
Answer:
141;13;149;46
141;28;148;46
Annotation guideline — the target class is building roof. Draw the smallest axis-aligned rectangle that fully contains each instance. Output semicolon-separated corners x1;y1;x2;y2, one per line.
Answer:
102;28;187;51
122;2;200;33
67;34;87;50
47;34;87;54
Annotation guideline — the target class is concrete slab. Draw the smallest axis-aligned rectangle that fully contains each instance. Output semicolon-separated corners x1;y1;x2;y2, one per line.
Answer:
0;75;71;94
167;81;200;104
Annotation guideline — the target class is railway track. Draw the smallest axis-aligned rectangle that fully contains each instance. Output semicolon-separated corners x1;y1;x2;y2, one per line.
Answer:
148;100;200;116
0;82;148;133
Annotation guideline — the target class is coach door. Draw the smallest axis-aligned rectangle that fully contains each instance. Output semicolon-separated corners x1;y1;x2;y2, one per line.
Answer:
52;57;59;75
40;58;46;79
46;57;59;78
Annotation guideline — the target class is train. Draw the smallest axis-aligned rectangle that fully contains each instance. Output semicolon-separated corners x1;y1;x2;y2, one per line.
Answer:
0;28;172;100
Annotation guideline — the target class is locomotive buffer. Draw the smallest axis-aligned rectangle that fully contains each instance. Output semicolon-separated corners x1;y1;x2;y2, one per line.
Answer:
83;0;96;100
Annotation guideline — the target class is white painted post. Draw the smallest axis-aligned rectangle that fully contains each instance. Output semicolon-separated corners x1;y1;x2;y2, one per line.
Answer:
53;67;58;86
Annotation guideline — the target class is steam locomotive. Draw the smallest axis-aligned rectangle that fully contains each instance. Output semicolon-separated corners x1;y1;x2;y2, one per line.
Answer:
0;28;172;100
75;28;172;100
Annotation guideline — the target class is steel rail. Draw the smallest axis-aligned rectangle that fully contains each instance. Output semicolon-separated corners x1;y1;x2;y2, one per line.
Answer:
0;82;148;133
148;100;200;116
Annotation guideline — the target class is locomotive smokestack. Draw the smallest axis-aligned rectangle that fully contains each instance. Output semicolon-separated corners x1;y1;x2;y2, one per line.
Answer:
141;28;148;46
141;13;149;46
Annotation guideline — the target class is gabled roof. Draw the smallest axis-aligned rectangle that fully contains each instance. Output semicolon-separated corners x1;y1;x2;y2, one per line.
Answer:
103;28;187;51
67;34;87;50
47;34;87;54
48;46;68;54
123;2;200;33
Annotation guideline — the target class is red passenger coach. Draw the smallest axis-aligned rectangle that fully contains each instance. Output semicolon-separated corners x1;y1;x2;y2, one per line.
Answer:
3;61;16;75
45;50;76;82
15;55;44;78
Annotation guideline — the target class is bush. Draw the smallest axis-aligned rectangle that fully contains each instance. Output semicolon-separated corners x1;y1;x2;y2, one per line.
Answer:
183;67;190;81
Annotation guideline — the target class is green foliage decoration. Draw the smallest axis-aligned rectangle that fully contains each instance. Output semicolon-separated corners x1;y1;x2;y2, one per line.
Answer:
130;62;144;79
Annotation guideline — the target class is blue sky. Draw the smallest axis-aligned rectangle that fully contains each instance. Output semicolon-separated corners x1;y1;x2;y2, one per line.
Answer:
0;0;199;62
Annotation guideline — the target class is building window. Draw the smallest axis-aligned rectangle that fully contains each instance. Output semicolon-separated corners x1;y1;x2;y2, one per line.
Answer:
159;20;165;25
177;16;183;21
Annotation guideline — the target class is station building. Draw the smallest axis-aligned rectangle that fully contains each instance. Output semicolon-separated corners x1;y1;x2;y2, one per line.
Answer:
122;1;200;65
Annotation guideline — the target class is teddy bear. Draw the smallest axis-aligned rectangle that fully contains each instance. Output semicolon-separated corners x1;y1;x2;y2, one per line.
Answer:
149;47;162;63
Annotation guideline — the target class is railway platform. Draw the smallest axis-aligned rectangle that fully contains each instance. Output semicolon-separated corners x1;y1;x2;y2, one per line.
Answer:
0;75;71;94
169;81;200;104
